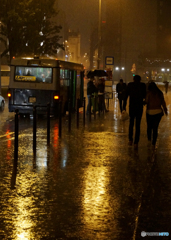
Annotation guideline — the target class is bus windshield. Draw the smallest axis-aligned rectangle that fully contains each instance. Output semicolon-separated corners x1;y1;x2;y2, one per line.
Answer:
14;66;52;83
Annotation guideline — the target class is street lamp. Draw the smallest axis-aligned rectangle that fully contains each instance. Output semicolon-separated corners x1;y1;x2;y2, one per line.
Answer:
0;52;1;95
0;21;2;94
97;0;102;70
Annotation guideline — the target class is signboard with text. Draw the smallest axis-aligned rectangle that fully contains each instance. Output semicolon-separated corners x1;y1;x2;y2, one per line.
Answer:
105;79;113;99
105;56;114;65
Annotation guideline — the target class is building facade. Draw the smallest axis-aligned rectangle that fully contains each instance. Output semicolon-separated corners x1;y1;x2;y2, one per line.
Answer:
67;30;81;63
90;0;171;83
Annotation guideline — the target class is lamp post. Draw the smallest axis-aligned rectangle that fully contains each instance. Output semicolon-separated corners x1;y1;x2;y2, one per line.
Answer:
0;21;1;94
0;52;2;95
97;0;102;70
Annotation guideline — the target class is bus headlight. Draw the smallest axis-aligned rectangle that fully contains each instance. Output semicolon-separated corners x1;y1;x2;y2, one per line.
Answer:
54;95;59;100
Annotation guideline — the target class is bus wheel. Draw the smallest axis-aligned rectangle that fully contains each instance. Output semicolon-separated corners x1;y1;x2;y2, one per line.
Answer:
0;101;5;111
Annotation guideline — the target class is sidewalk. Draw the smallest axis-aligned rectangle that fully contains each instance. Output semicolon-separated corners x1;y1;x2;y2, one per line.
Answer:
0;90;171;239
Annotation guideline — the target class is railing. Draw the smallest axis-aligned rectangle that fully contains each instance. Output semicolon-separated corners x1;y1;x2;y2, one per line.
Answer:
13;94;112;161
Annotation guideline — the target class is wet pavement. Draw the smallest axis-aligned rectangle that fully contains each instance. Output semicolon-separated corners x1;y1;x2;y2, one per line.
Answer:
0;88;171;239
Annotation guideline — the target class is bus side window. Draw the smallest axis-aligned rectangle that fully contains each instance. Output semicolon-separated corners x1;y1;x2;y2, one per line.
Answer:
60;79;63;86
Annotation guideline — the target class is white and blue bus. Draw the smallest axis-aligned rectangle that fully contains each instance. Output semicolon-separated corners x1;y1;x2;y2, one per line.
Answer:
8;56;84;116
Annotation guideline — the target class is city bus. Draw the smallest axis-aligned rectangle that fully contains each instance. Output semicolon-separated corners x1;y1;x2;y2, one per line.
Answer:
8;56;84;116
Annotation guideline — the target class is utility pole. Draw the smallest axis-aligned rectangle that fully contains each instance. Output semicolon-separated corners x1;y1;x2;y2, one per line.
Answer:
0;20;1;94
97;0;102;70
0;53;1;94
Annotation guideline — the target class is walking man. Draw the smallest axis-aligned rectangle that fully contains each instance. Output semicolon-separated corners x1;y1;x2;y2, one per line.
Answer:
124;75;146;150
116;79;127;113
86;77;97;115
164;81;169;94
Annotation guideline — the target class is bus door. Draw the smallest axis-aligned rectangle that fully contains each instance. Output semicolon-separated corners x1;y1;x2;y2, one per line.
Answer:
80;71;84;106
69;70;77;111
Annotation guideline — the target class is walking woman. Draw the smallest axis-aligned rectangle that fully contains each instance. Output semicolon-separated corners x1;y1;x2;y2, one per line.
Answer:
146;82;168;150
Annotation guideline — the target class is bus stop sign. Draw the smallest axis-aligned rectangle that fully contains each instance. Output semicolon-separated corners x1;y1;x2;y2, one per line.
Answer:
105;56;114;65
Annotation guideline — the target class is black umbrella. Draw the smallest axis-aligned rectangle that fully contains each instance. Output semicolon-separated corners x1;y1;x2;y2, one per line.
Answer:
93;69;108;77
87;70;108;78
87;71;94;78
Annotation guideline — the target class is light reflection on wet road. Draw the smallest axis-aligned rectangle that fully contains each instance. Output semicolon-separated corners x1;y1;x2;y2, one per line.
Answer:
0;92;171;239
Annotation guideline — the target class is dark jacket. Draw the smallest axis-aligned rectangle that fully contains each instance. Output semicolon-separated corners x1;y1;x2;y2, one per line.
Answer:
87;80;97;95
116;82;127;100
98;83;105;93
125;81;146;115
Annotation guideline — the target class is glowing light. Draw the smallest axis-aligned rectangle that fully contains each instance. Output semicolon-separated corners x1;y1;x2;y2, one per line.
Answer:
161;68;165;72
22;57;33;60
54;95;59;100
6;130;12;163
115;67;119;70
7;93;11;97
17;233;26;239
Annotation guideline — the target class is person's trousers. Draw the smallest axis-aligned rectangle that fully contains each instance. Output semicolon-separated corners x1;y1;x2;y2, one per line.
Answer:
118;98;124;113
86;95;91;114
146;113;162;146
98;95;104;112
129;111;143;144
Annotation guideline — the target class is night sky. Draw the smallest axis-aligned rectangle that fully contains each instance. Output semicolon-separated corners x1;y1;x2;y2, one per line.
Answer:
58;0;100;56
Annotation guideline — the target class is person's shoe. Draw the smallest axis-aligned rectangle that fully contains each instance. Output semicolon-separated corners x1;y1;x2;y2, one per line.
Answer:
128;141;133;146
134;144;138;150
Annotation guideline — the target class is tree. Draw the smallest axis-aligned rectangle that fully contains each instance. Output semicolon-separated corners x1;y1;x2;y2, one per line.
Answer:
0;0;64;60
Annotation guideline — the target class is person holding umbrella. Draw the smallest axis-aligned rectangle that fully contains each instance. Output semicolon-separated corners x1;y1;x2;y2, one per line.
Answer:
86;76;97;115
97;78;109;112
